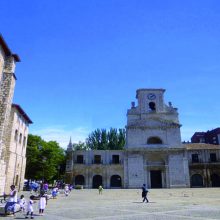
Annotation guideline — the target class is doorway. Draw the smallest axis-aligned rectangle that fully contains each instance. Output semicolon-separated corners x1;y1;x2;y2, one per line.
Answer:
92;175;102;188
150;170;162;188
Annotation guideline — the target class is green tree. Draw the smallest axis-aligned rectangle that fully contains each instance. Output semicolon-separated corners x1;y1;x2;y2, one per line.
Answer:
86;128;126;150
74;141;89;150
25;134;65;182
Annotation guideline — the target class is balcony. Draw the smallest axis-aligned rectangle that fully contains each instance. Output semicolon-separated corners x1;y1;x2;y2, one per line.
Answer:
74;160;85;164
208;159;220;164
92;160;103;165
190;159;203;164
110;160;123;165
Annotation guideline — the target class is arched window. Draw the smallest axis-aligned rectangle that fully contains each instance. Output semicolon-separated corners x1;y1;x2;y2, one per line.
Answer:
110;175;122;187
75;175;85;186
92;175;102;189
191;174;203;187
147;137;163;144
149;102;156;111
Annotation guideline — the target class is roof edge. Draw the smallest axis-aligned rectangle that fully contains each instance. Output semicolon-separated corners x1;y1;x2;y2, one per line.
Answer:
12;104;33;124
0;35;20;62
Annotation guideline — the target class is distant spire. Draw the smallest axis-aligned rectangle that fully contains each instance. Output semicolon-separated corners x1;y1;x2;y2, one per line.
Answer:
67;137;73;149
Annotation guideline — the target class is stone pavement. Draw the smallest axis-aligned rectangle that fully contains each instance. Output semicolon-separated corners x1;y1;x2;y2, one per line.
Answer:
2;188;220;220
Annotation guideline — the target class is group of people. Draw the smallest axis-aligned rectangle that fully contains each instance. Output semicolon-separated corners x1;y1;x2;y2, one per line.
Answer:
4;185;48;218
2;182;148;217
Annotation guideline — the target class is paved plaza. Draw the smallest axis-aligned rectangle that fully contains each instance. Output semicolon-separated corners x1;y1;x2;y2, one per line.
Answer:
3;188;220;220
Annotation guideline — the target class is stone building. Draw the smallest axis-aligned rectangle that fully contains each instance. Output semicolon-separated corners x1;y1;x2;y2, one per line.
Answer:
66;89;191;188
191;128;220;145
186;143;220;187
4;104;32;192
0;35;32;194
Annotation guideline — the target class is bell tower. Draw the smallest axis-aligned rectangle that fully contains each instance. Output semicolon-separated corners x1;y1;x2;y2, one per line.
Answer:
126;88;181;149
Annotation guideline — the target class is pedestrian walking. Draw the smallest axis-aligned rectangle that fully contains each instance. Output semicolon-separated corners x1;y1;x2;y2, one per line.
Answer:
25;195;35;219
141;184;149;203
39;191;47;216
98;185;103;194
18;195;26;212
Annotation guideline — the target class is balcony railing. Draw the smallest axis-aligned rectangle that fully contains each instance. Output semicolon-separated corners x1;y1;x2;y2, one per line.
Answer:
190;159;203;164
208;159;220;163
92;160;103;164
74;160;85;164
110;160;123;165
190;159;220;164
73;160;124;165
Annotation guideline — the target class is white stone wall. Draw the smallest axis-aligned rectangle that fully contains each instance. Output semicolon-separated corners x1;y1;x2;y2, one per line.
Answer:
127;154;144;188
168;153;189;187
127;128;168;147
5;108;29;192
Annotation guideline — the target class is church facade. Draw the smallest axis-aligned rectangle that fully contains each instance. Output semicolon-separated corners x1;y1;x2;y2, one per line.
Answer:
66;89;194;188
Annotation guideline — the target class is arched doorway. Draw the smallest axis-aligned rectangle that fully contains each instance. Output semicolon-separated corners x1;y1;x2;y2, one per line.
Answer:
92;175;102;188
75;175;85;186
211;174;220;187
191;174;203;187
110;175;122;187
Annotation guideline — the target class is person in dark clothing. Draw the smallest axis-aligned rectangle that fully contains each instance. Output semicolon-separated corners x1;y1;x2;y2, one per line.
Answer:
141;184;149;203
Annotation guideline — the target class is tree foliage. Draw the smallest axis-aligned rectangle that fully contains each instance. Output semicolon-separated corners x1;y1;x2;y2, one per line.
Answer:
85;128;126;150
73;141;90;150
26;134;66;182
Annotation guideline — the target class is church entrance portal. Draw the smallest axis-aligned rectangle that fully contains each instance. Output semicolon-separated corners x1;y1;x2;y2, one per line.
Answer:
92;175;102;188
150;170;162;188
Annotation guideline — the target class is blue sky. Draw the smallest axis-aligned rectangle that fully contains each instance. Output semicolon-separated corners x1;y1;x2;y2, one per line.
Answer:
1;1;220;147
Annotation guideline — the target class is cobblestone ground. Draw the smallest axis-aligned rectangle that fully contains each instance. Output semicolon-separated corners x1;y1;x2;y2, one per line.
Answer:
2;188;220;220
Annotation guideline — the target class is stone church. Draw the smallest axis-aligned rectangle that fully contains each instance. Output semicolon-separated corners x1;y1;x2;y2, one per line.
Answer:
0;35;32;194
66;89;192;188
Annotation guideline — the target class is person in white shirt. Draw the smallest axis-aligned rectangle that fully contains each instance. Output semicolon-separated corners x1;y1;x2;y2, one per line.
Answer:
18;195;26;212
39;191;47;215
26;195;35;219
4;185;17;215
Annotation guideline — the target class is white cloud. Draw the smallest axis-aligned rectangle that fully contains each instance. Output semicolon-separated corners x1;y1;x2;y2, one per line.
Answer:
30;126;91;149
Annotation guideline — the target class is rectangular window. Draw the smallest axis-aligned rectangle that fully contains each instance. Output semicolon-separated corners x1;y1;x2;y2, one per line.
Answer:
199;138;205;143
14;130;18;142
192;154;199;163
210;153;217;162
15;175;19;186
77;155;84;164
19;133;22;144
23;136;26;148
94;155;101;164
112;155;120;164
